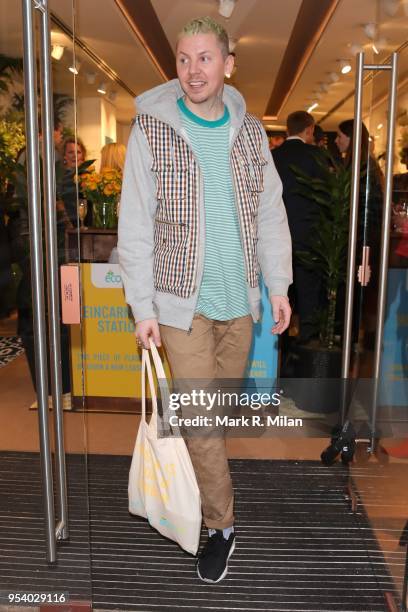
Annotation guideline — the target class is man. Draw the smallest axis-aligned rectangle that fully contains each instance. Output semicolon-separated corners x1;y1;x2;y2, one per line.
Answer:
272;111;324;343
118;17;292;583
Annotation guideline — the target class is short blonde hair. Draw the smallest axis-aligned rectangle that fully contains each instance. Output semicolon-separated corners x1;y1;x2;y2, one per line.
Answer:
177;17;230;58
100;143;126;172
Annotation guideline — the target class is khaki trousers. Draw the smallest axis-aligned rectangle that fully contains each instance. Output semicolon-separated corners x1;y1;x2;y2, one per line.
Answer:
160;313;253;529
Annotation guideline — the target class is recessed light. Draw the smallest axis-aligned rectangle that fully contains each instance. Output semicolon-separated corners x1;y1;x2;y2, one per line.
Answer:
51;45;65;61
68;59;80;75
363;23;377;40
340;60;352;74
218;0;236;19
350;44;363;56
229;38;238;52
377;123;383;130
328;72;339;83
307;102;319;113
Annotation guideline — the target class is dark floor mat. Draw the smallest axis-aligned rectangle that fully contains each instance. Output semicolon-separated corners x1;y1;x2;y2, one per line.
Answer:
0;452;404;611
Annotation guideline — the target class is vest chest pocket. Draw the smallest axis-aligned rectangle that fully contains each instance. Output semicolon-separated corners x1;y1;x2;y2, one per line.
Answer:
152;162;189;202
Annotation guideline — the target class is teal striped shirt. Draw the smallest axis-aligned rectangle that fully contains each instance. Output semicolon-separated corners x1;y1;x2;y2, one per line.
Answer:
178;97;250;321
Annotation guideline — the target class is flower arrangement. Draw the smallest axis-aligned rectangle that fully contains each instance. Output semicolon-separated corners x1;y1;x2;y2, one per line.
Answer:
0;119;25;197
79;167;122;204
79;167;122;229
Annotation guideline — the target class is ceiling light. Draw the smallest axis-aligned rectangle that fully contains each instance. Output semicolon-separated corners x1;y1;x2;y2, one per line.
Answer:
372;37;387;54
328;71;339;83
319;82;329;93
51;44;65;60
350;44;363;56
97;82;107;94
85;71;96;85
307;102;319;113
377;123;383;130
108;90;118;102
69;59;81;75
340;60;352;74
363;23;377;40
229;38;238;52
382;0;399;17
218;0;236;19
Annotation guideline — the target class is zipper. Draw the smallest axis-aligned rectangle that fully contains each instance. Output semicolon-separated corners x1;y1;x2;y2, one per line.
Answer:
230;158;250;284
186;164;204;335
156;219;187;227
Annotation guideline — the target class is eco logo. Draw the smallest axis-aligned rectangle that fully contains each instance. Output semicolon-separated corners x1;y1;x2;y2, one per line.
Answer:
91;263;123;288
105;270;122;284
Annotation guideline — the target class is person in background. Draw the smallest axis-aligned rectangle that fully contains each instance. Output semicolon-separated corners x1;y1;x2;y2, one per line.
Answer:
269;133;285;150
335;119;383;352
335;119;383;244
313;124;326;148
60;137;88;226
101;143;127;264
118;16;292;583
63;137;86;169
15;116;73;410
393;145;408;203
272;110;324;344
100;142;126;172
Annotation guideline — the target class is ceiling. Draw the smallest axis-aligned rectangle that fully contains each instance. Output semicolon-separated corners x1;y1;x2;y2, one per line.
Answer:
0;0;407;132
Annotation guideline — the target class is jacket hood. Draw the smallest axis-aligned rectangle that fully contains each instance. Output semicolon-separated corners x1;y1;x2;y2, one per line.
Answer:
135;79;246;131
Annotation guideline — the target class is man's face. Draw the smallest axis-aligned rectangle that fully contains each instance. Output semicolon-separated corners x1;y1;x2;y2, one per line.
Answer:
176;33;233;106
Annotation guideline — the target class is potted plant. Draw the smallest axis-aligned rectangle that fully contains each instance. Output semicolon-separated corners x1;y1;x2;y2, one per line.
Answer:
285;153;351;412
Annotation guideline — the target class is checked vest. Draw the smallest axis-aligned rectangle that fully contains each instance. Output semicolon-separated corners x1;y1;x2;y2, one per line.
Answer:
136;112;267;298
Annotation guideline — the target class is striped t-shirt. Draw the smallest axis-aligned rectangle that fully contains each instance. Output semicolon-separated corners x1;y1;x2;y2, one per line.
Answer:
177;97;250;321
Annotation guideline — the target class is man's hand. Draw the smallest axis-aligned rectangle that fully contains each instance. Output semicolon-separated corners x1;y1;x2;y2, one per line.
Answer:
135;318;161;349
270;295;291;335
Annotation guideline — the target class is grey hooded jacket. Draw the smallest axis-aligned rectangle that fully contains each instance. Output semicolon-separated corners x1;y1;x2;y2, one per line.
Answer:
117;79;292;331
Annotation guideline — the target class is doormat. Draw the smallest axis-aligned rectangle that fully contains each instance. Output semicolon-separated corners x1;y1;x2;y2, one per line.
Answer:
0;336;24;368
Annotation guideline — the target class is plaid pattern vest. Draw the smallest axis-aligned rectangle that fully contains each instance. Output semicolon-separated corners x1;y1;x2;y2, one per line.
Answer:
136;112;266;298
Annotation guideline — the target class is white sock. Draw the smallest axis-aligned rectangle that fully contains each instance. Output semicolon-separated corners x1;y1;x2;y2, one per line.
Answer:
209;526;234;540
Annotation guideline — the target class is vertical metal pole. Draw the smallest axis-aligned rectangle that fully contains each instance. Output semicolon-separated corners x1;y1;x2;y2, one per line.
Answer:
21;0;56;563
340;52;364;422
38;0;69;540
370;52;399;450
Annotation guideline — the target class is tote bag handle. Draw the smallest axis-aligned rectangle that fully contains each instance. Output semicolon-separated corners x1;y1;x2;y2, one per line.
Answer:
140;339;181;436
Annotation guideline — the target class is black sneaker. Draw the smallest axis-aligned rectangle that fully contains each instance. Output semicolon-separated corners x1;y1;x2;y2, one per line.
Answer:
196;530;235;583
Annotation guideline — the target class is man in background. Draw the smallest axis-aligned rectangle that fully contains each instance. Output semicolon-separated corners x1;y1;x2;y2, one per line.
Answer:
273;111;324;343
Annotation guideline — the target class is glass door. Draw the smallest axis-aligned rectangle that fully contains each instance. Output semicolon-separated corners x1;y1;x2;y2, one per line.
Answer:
0;0;92;607
344;8;408;608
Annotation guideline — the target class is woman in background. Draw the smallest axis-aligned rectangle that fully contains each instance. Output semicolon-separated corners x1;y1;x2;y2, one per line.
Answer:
100;142;126;172
335;119;384;366
100;143;127;263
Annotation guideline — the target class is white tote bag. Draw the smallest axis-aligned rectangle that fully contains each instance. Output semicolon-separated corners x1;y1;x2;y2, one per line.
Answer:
128;339;202;555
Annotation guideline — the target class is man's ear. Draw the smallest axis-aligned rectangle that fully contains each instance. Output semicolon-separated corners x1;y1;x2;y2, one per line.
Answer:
224;53;235;78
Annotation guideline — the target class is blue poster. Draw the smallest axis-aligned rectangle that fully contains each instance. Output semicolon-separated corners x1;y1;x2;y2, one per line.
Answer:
379;268;408;406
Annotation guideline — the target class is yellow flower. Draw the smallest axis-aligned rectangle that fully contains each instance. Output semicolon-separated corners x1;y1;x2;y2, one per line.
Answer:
103;184;114;196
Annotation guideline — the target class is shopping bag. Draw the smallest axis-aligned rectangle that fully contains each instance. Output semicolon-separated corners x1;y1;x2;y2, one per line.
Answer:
128;338;202;555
